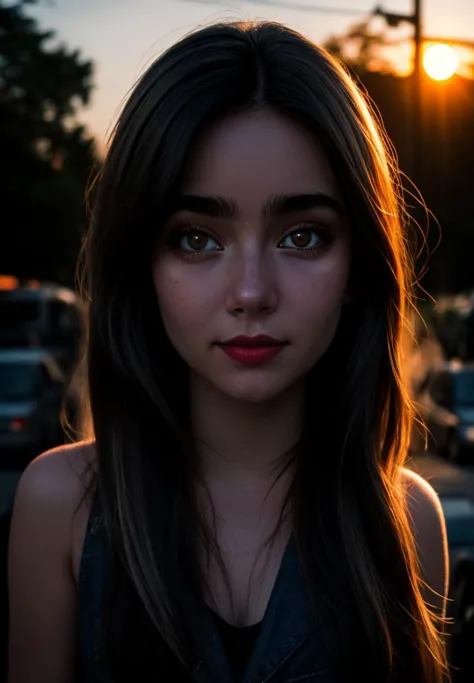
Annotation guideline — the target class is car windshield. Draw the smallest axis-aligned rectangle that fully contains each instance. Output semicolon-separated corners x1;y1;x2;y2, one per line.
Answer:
454;371;474;407
0;299;41;346
0;363;39;400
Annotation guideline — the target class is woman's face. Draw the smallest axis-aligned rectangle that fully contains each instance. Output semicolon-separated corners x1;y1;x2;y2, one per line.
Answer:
153;109;351;403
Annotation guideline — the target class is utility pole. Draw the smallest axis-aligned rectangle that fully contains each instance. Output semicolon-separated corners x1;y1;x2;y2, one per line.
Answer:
412;0;422;187
374;1;423;184
413;0;422;85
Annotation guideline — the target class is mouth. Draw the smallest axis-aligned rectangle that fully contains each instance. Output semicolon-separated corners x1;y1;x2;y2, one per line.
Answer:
219;335;285;347
216;335;287;365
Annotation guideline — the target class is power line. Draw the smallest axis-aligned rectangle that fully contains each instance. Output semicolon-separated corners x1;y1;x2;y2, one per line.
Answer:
180;0;370;17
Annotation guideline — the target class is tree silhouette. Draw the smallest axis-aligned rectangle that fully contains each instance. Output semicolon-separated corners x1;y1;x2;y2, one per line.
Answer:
324;17;399;75
0;0;99;284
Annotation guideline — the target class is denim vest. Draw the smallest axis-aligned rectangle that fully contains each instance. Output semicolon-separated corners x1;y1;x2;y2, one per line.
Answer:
76;497;341;683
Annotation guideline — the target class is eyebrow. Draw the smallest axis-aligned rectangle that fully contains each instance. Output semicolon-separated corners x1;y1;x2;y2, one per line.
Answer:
170;192;345;220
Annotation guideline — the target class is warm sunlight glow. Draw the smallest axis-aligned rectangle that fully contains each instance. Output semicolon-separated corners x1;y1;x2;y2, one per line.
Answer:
423;44;459;81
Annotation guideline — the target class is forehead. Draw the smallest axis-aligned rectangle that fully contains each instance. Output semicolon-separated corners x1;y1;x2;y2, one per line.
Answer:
182;109;341;204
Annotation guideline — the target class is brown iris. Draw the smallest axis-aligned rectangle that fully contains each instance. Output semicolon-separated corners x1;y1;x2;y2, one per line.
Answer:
289;230;312;248
186;233;208;250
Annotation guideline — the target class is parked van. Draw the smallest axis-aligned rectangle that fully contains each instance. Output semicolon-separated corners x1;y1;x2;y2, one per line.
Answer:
0;275;85;374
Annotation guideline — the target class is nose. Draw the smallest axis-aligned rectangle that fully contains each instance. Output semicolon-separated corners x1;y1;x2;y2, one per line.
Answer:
225;249;279;318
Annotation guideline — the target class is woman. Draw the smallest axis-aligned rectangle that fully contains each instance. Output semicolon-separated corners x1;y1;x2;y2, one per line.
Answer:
8;20;449;683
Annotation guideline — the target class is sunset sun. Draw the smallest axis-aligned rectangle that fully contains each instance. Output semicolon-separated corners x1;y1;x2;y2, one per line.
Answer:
423;44;459;81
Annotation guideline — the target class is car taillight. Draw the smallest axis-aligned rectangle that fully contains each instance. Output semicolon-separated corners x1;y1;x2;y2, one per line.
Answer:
9;418;27;433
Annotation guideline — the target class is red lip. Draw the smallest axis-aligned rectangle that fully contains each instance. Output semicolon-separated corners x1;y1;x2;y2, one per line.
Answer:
219;335;284;347
217;335;286;365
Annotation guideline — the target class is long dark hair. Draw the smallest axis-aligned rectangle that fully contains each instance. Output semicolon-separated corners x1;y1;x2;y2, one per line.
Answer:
80;20;448;682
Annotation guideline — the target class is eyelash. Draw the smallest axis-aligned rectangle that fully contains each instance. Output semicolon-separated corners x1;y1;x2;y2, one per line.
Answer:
166;223;333;260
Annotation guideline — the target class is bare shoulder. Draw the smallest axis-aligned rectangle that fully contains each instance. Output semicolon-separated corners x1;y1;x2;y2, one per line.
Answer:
8;441;97;682
13;439;96;521
400;467;449;617
400;467;447;539
11;440;97;580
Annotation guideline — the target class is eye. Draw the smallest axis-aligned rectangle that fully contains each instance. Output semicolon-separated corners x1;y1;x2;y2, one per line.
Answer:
278;227;324;250
179;230;221;252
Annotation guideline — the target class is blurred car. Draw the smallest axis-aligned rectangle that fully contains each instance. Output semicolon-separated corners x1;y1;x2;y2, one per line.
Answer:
0;275;85;374
427;362;474;463
408;452;474;681
0;348;66;458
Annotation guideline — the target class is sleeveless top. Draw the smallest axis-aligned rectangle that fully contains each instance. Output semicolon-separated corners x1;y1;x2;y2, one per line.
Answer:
75;494;341;683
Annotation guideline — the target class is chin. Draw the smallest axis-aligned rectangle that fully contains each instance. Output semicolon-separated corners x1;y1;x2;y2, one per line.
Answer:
214;376;294;404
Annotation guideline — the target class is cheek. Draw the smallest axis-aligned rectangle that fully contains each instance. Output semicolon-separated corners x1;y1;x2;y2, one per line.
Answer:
288;264;349;346
152;262;213;350
153;263;188;338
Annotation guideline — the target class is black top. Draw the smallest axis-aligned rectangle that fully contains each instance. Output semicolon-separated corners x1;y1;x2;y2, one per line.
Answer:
76;511;335;683
211;611;262;681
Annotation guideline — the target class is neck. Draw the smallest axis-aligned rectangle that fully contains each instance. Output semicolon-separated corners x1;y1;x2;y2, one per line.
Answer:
190;374;304;484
